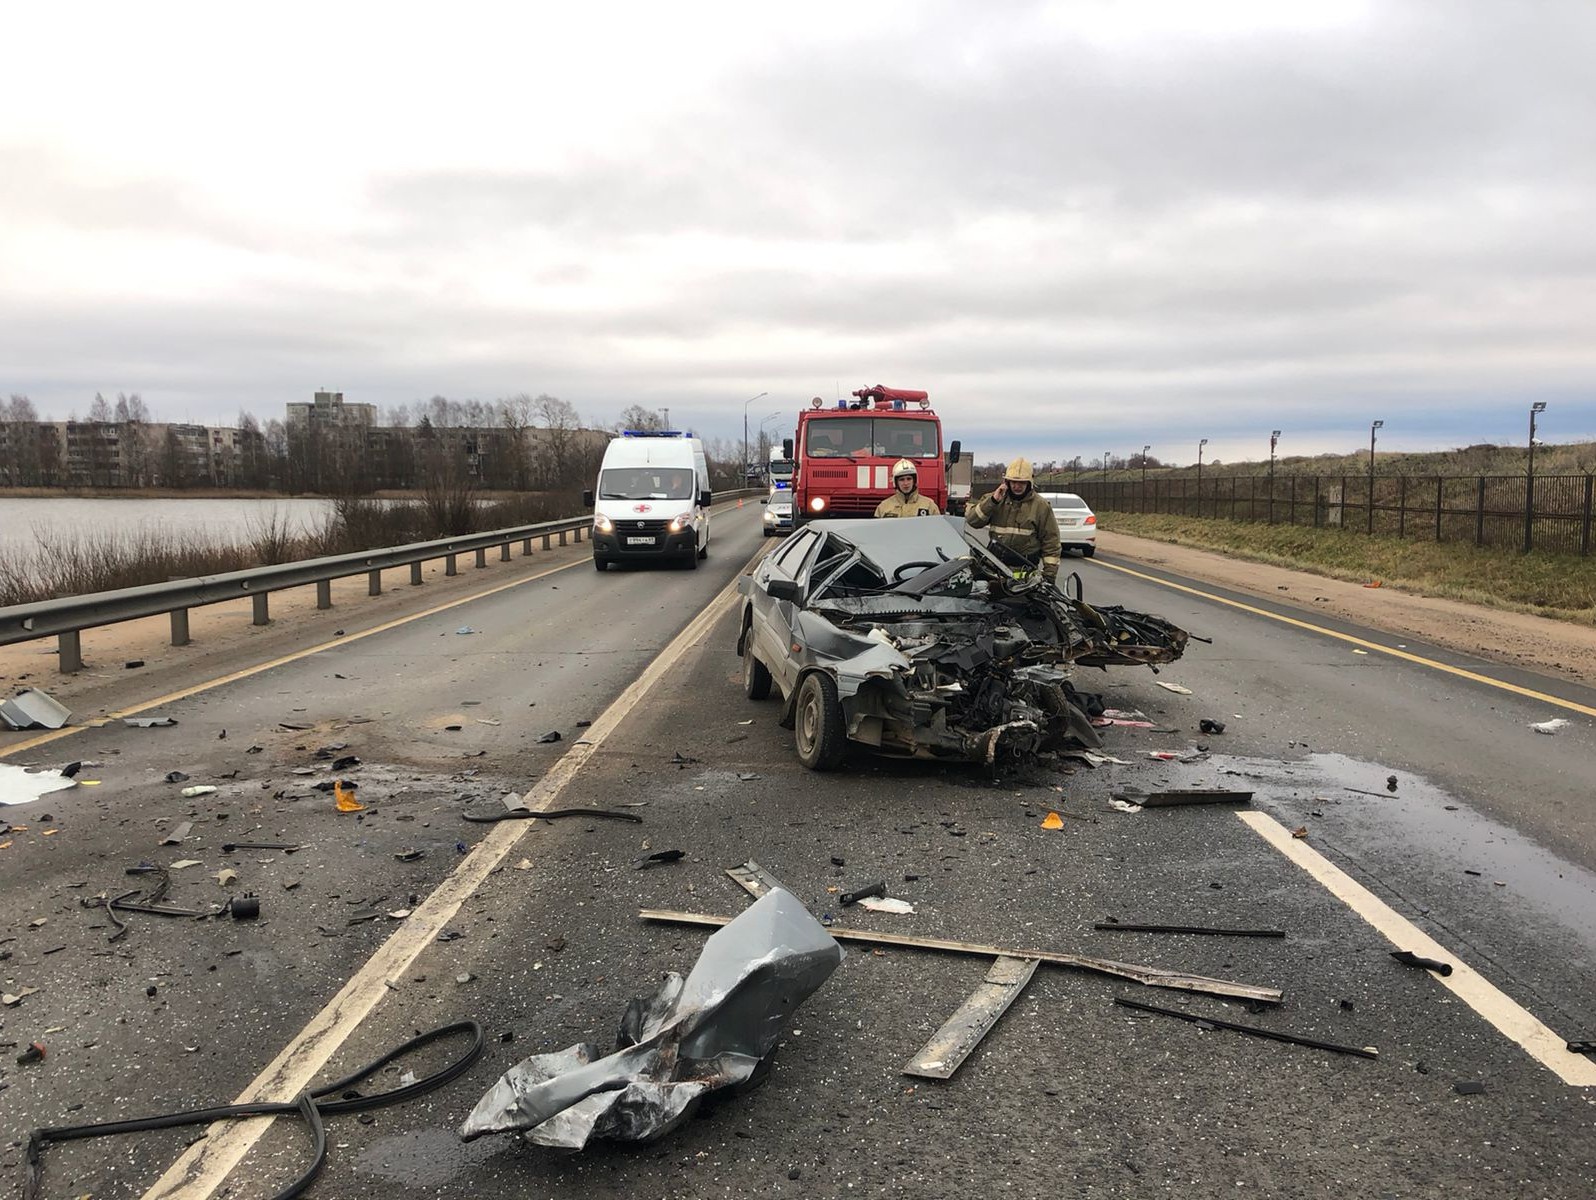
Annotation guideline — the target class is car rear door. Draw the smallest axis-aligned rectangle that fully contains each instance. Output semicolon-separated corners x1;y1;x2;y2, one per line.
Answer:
752;529;821;696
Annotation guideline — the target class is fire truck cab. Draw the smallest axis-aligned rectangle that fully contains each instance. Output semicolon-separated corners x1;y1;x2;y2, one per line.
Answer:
790;386;959;522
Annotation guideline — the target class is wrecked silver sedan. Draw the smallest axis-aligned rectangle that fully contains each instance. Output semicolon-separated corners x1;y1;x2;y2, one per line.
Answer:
736;516;1189;770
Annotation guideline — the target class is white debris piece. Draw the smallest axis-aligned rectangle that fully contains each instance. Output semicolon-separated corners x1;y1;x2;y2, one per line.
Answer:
1155;682;1193;695
1110;800;1144;814
857;896;915;915
1530;718;1571;735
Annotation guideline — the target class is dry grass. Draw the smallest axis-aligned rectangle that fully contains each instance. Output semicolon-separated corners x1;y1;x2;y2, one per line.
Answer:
1102;511;1596;625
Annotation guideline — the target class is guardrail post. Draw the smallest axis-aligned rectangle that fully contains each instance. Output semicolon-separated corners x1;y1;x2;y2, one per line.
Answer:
558;530;568;546
170;607;190;647
252;593;270;626
368;569;382;596
575;526;585;543
316;580;333;609
499;543;511;562
474;548;487;569
541;533;552;550
521;537;533;555
446;553;458;576
58;630;83;673
410;562;423;586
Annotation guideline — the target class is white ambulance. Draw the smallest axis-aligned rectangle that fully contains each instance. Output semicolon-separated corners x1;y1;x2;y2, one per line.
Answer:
584;431;712;571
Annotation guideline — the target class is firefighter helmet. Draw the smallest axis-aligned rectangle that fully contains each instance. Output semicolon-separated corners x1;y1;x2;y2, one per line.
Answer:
1005;457;1034;482
892;458;917;479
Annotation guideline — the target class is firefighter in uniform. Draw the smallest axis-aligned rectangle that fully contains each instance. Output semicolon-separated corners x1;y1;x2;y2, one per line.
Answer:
874;458;941;518
964;456;1062;579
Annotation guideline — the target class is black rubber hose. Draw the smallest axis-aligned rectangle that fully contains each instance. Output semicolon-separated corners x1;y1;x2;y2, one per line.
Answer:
24;1019;483;1200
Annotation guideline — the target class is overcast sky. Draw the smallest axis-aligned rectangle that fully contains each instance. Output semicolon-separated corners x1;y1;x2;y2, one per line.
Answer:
3;1;1594;465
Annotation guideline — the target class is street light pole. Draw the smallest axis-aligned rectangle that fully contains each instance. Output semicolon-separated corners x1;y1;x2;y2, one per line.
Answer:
742;391;769;482
1368;420;1383;534
1269;430;1281;524
1141;444;1151;491
1196;438;1208;517
1525;402;1547;553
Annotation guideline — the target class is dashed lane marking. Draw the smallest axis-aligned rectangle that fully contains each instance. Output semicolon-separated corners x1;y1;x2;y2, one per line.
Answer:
1240;809;1596;1086
141;547;765;1199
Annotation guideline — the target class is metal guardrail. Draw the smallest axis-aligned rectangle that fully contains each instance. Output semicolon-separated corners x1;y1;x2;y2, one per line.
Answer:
1;491;765;673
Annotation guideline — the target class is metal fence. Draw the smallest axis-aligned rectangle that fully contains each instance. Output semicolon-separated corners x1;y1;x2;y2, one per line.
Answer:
1070;473;1596;556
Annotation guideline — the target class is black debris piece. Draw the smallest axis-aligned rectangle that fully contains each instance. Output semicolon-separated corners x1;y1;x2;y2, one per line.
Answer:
669;751;698;765
575;720;593;728
830;856;846;867
229;893;261;920
164;771;189;783
1198;719;1226;735
1386;775;1399;792
634;850;685;870
222;842;299;853
1113;997;1377;1059
279;722;312;731
538;731;562;744
1565;1040;1596;1056
124;717;178;728
1094;922;1284;938
1113;789;1252;808
839;880;886;907
395;849;426;863
1390;950;1453;976
460;887;842;1149
125;661;145;669
1454;1080;1486;1095
330;755;361;772
61;762;82;779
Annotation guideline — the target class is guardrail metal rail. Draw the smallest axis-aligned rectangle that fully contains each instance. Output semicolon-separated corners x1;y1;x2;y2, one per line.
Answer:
1;491;765;673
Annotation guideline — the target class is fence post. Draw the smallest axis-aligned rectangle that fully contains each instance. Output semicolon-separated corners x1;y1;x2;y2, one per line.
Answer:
170;608;190;647
1435;476;1443;543
58;630;83;674
1314;477;1321;528
1398;476;1407;538
1475;477;1486;546
1523;473;1535;555
1288;476;1295;525
1582;475;1594;556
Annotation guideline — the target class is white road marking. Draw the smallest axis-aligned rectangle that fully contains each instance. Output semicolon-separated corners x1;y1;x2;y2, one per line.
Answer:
1239;809;1596;1086
141;560;758;1199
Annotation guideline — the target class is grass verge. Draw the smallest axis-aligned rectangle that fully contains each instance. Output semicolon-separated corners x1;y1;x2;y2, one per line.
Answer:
1101;511;1596;626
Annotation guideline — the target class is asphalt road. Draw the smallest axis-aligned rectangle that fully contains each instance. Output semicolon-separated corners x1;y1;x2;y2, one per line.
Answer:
4;516;1594;1199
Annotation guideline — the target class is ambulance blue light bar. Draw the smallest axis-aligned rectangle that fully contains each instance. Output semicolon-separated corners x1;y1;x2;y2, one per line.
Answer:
620;430;689;438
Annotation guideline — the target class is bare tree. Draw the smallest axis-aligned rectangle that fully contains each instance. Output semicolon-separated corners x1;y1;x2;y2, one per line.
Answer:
617;404;665;433
497;393;535;491
533;394;583;489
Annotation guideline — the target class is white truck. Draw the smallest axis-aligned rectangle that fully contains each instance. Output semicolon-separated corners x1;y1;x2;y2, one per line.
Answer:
946;447;973;515
584;431;712;571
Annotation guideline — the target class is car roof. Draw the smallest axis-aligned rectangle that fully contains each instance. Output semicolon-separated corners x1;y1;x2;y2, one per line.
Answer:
801;516;973;568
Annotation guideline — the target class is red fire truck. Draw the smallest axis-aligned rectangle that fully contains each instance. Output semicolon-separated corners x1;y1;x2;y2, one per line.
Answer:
788;385;960;523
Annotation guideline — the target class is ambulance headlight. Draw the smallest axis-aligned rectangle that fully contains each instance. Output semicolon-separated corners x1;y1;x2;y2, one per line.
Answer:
669;513;693;533
594;515;613;533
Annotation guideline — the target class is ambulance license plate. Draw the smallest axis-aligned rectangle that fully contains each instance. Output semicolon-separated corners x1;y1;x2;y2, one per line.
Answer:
627;536;654;545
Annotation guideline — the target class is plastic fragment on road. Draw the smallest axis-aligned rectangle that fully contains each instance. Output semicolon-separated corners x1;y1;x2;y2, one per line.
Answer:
1110;800;1143;814
0;763;79;807
1155;682;1193;695
1198;719;1226;735
215;869;238;887
124;716;178;728
1390;949;1453;976
1352;648;1369;655
634;849;685;870
538;730;562;744
159;821;193;846
455;626;477;635
179;785;217;798
0;689;73;730
168;859;201;870
1291;826;1309;839
857;896;915;915
334;781;365;812
460;886;842;1149
1530;718;1570;735
1040;811;1065;830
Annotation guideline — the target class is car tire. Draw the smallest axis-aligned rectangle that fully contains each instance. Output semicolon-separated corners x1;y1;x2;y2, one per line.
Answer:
593;557;609;572
684;546;700;570
699;538;708;560
1082;546;1096;558
795;672;846;771
743;641;773;700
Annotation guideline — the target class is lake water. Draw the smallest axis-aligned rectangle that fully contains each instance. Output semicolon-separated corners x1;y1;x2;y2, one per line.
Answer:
0;497;339;565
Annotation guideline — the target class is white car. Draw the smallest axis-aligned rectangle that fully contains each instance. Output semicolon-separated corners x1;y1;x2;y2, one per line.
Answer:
763;494;795;537
1040;492;1097;557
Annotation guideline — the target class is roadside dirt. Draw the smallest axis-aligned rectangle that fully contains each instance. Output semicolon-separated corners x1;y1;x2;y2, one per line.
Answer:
1102;529;1596;686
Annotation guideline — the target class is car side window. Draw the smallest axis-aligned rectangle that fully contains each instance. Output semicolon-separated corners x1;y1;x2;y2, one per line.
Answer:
773;530;819;575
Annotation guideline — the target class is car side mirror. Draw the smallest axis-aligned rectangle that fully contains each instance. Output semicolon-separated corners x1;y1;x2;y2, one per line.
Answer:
947;440;961;466
766;578;802;602
582;489;594;507
782;438;793;459
699;490;712;508
760;497;768;505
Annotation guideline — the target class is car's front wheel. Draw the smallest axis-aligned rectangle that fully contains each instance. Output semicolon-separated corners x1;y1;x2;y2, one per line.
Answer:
743;641;773;700
593;556;609;572
794;672;846;770
1082;546;1096;558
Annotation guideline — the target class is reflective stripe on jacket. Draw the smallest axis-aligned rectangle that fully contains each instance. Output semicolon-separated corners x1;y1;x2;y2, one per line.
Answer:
874;491;942;519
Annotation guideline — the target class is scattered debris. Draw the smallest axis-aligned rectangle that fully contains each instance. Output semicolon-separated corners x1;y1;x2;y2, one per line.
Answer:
839;880;886;907
169;859;202;870
736;772;762;781
461;887;842;1148
228;893;261;920
1363;580;1382;588
1040;811;1065;830
904;955;1037;1080
395;849;426;863
1386;775;1399;792
462;806;643;824
455;626;477;635
642;908;1283;1003
669;751;699;766
1198;718;1226;735
1155;681;1193;696
1109;799;1144;814
335;781;364;813
179;785;217;799
1530;718;1570;735
159;822;194;846
125;660;145;669
1095;921;1285;938
222;842;299;853
1114;996;1377;1058
124;716;178;728
537;731;561;744
164;771;190;783
16;1042;46;1065
1;689;72;731
278;721;312;731
634;849;685;870
1390;949;1453;976
1291;826;1309;839
1;763;79;807
1454;1080;1486;1095
1113;789;1251;808
330;755;361;772
857;896;915;915
215;869;239;887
